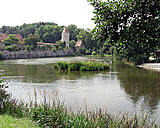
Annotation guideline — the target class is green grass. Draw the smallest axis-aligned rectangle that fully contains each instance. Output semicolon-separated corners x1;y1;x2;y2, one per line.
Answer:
53;61;110;71
0;115;40;128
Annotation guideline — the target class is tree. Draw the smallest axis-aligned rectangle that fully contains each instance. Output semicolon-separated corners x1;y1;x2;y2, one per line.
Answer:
89;0;160;64
5;27;18;34
56;41;65;49
3;34;19;46
35;25;45;41
69;40;76;49
76;30;96;49
1;25;7;33
43;32;54;43
23;34;39;48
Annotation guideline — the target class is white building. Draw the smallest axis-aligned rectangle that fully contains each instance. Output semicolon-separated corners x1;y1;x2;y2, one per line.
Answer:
61;27;70;48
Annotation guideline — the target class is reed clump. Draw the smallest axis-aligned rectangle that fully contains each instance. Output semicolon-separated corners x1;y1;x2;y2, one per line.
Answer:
53;61;109;71
0;88;159;127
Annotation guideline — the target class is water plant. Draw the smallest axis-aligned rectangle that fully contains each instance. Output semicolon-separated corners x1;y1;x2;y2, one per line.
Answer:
53;61;109;71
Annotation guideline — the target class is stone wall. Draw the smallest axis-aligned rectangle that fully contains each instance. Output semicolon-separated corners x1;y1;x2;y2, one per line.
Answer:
2;49;75;60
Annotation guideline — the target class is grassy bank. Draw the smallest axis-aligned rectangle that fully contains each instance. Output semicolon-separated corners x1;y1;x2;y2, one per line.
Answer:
0;115;39;128
0;89;159;128
53;61;109;71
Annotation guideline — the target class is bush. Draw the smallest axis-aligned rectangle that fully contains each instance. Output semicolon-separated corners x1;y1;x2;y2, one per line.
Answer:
77;49;80;55
25;45;34;51
92;51;96;56
58;46;63;50
37;45;46;51
85;49;91;55
52;46;57;52
4;46;19;51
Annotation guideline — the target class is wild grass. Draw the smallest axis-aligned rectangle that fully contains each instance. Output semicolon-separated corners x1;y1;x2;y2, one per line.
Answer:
53;61;109;71
0;88;159;128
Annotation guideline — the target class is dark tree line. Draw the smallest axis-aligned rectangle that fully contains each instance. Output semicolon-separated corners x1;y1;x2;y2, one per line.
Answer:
0;22;83;43
0;22;103;54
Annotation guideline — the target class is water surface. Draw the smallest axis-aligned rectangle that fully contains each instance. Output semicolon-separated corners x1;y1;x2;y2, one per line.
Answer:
1;57;160;123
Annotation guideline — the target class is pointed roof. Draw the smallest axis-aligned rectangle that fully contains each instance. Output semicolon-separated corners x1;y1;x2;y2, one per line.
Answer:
75;40;83;47
63;27;69;33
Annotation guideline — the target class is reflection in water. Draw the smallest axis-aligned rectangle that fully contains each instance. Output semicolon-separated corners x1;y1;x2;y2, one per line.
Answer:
1;57;160;123
113;60;160;114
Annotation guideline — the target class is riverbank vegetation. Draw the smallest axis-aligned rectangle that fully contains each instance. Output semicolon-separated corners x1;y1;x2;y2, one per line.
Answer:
53;61;109;71
88;0;160;65
0;88;159;127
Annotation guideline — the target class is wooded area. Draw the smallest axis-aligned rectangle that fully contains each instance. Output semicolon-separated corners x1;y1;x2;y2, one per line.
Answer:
89;0;160;64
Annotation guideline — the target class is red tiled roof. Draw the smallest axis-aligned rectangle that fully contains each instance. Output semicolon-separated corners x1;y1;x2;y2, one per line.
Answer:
0;33;23;42
14;34;23;42
75;40;83;47
0;33;8;41
63;27;69;33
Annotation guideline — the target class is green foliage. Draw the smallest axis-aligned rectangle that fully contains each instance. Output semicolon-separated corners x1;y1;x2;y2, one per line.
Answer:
43;32;54;43
56;41;65;49
92;51;96;56
25;45;34;51
52;46;57;52
58;46;63;50
77;47;86;55
67;24;83;41
45;44;52;50
37;45;46;51
69;40;76;49
23;34;39;48
0;115;40;128
3;34;19;46
89;0;160;64
53;61;109;71
77;49;80;55
4;46;19;51
85;49;91;55
76;29;96;49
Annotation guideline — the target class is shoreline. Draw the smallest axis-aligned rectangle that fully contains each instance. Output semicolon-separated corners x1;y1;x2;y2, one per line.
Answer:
138;63;160;72
122;59;160;72
1;49;75;60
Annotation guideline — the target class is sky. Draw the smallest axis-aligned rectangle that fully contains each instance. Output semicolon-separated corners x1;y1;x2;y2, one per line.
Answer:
0;0;95;29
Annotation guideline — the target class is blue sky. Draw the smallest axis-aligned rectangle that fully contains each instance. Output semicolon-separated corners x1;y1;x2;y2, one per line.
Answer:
1;0;95;29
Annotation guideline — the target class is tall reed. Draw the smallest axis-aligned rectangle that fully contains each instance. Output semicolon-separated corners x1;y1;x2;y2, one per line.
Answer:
0;88;159;127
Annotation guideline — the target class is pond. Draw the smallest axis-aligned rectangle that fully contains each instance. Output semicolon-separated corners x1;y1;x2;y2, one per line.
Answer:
1;56;160;123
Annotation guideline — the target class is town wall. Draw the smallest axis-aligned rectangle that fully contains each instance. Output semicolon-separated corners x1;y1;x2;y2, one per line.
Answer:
2;49;75;60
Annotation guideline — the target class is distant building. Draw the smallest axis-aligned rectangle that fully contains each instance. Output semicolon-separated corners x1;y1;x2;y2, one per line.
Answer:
0;33;23;43
75;40;85;50
61;27;69;48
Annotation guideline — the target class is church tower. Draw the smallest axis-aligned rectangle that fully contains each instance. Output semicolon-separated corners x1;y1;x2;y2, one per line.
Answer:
61;27;70;48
